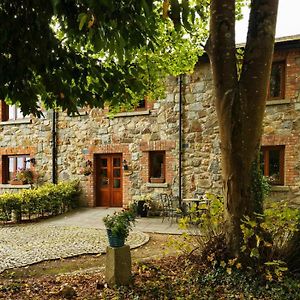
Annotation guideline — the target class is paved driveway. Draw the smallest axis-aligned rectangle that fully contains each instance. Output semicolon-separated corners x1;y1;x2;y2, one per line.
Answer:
42;207;184;234
0;208;183;273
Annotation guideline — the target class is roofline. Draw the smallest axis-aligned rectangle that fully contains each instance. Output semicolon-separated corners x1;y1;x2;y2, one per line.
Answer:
236;34;300;48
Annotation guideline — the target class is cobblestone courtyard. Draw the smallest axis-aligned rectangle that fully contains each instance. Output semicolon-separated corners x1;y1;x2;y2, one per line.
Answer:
0;224;149;273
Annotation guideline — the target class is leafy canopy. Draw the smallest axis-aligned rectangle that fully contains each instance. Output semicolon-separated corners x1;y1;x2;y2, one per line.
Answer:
0;0;211;116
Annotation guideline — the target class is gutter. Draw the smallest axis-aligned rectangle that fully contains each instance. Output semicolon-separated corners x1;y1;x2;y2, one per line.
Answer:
52;109;57;184
178;74;184;208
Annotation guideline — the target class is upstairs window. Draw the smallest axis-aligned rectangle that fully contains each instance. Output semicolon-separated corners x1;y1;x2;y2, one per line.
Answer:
2;155;31;184
149;151;165;183
1;102;26;121
136;99;146;110
260;146;285;185
268;61;285;100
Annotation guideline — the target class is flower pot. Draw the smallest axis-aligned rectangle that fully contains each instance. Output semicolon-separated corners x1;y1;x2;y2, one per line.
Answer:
9;180;24;185
106;229;125;248
150;178;164;183
137;200;148;217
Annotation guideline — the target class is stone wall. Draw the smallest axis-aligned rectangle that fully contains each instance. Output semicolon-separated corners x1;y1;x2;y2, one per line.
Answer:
1;45;300;207
262;48;300;204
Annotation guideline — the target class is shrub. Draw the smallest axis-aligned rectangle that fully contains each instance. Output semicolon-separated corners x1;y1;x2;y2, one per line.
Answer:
178;193;300;279
103;209;136;238
0;180;80;222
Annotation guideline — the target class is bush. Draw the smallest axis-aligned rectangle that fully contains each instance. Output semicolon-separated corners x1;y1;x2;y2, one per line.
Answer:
178;194;300;279
0;180;80;222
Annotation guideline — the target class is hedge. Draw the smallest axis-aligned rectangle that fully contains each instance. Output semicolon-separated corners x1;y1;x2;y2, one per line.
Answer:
0;181;81;222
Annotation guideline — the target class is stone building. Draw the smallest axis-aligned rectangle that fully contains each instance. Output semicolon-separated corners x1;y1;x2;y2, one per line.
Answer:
0;35;299;207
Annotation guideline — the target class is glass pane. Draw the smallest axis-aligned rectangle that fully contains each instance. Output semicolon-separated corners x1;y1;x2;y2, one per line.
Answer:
9;157;15;180
8;106;15;120
137;99;146;109
25;156;30;169
113;179;121;188
17;157;24;170
269;150;281;182
270;63;283;98
113;169;120;177
9;157;15;173
100;169;108;177
113;158;120;167
150;152;164;178
101;177;109;186
16;107;24;119
100;159;107;167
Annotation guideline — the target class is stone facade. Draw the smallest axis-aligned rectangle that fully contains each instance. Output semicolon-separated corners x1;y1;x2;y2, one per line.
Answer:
1;37;300;207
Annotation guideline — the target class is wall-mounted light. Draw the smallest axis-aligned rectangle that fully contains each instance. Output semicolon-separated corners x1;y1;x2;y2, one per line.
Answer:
123;160;129;171
26;158;36;166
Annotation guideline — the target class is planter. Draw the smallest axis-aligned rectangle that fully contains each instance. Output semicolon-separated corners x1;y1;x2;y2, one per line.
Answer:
137;200;148;217
106;229;125;248
149;178;164;183
9;180;24;185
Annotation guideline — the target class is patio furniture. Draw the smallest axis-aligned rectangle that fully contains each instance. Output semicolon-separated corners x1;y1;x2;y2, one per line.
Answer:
160;193;181;223
182;194;209;223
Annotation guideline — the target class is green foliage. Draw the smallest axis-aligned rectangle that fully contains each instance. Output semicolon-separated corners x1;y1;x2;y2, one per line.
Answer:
240;202;300;281
178;193;227;264
0;0;209;116
250;159;271;214
103;209;136;239
0;181;80;222
179;192;300;280
15;169;34;184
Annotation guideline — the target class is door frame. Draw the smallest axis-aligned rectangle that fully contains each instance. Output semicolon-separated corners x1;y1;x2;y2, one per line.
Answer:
94;153;123;207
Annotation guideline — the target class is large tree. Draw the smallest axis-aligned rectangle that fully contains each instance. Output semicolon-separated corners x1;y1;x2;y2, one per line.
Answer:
0;0;279;257
206;0;279;256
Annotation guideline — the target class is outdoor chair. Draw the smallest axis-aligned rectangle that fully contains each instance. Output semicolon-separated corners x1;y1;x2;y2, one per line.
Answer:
160;193;181;223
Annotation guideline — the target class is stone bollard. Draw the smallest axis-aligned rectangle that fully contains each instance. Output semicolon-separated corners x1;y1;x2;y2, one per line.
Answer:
105;245;132;287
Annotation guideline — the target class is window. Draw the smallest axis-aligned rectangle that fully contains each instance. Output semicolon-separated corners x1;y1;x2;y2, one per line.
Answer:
136;99;146;110
2;155;31;183
260;146;284;185
149;151;165;183
1;102;27;121
268;61;285;100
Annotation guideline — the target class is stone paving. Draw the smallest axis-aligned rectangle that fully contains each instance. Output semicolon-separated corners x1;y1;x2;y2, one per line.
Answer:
0;224;149;273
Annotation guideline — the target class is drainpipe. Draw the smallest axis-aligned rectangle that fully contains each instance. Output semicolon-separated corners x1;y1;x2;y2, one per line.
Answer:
178;74;183;208
52;109;57;184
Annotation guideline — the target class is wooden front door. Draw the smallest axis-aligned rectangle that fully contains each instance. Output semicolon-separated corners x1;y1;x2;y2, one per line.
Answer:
95;154;123;207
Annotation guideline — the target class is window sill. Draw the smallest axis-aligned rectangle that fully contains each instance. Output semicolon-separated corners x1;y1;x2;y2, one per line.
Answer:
113;110;150;118
0;119;32;125
270;186;289;192
0;184;32;189
266;99;290;106
146;182;169;188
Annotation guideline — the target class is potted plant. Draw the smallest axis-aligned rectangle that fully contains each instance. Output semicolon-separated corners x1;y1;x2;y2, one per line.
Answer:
10;169;34;185
103;210;136;247
16;169;34;184
136;194;152;217
80;160;93;176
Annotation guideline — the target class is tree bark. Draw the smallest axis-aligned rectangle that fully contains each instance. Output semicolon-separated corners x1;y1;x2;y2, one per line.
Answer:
206;0;279;256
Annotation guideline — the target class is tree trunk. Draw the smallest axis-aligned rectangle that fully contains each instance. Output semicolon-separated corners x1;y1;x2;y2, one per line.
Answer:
206;0;279;257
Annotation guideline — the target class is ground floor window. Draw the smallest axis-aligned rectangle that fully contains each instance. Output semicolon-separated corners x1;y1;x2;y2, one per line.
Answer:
260;146;284;185
2;155;31;183
149;151;165;183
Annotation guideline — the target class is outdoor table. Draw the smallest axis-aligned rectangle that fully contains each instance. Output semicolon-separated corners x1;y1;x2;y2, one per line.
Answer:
181;198;209;217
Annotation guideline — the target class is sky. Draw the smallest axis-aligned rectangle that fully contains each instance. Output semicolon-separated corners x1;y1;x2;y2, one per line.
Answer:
235;0;300;43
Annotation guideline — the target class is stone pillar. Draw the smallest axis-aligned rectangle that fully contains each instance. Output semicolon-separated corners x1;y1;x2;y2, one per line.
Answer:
105;245;132;287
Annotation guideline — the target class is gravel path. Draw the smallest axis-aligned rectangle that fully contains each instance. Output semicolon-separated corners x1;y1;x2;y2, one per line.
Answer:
0;224;149;273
